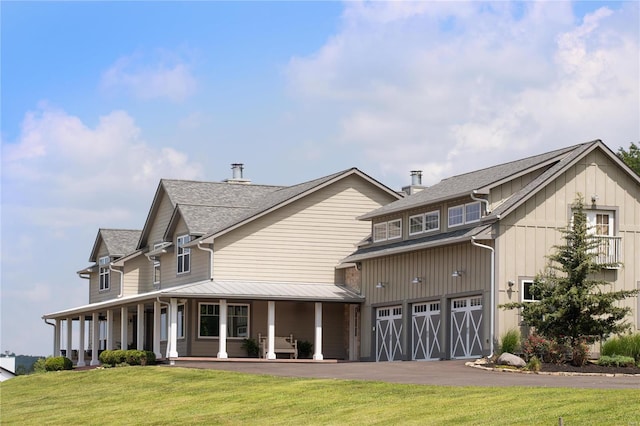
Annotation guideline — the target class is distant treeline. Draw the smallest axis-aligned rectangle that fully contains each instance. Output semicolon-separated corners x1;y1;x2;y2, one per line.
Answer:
1;354;46;375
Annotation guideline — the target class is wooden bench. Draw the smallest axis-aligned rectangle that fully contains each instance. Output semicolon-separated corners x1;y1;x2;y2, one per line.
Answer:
258;333;298;359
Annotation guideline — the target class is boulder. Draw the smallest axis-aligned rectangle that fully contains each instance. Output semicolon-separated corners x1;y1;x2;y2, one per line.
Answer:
497;352;526;368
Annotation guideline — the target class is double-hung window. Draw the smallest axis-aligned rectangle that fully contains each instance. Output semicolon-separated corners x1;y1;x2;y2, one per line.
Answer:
448;202;481;228
153;243;162;286
199;303;249;338
98;256;110;291
177;235;191;274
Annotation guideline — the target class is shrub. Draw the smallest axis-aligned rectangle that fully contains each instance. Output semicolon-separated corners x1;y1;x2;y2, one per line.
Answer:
32;357;47;374
601;333;640;363
522;333;551;362
499;329;521;355
241;338;259;357
297;341;313;359
525;356;541;372
547;341;568;365
571;340;590;367
99;349;155;367
598;355;635;368
44;356;73;371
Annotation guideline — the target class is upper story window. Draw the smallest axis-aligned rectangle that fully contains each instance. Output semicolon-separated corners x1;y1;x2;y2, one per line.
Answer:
448;202;481;228
177;235;191;274
521;279;541;302
373;219;402;242
153;243;162;286
409;211;440;236
585;210;620;267
98;256;110;291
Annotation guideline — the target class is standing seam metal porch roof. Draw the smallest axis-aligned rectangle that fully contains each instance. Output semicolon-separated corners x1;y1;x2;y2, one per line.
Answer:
42;280;363;319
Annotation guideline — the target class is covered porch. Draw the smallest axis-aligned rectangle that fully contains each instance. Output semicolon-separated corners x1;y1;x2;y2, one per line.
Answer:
42;279;363;365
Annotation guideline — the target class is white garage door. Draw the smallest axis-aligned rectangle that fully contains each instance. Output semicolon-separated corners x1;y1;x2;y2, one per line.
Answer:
450;296;483;359
412;301;441;361
376;306;403;362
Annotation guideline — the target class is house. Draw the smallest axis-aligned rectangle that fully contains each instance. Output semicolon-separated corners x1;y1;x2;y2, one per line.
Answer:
342;140;640;361
42;165;401;365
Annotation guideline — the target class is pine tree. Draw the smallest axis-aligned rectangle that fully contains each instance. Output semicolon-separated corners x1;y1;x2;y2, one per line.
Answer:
502;196;638;365
617;142;640;176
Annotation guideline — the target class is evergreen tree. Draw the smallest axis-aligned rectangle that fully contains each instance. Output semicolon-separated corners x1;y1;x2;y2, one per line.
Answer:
502;196;638;365
617;142;640;176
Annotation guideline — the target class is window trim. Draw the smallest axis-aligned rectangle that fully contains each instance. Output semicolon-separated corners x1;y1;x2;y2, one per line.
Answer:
387;219;402;240
198;302;250;340
448;202;481;228
521;279;541;303
373;219;402;242
409;210;440;236
176;235;191;275
98;256;110;292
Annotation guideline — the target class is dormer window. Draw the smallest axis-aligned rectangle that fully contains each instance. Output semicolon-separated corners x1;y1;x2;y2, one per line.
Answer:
98;256;110;291
373;219;402;242
409;211;440;236
177;235;191;274
448;202;481;228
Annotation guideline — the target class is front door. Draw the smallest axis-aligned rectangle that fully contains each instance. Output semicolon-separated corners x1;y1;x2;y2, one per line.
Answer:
412;301;441;360
450;296;483;359
375;306;403;362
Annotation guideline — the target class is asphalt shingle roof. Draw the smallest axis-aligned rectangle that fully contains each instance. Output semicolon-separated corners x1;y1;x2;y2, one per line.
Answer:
360;142;595;219
98;229;141;257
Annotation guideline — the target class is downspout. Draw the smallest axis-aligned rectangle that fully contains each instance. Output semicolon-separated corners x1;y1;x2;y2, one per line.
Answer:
471;190;491;214
109;264;124;298
156;297;171;359
44;318;56;356
471;236;495;359
197;241;214;280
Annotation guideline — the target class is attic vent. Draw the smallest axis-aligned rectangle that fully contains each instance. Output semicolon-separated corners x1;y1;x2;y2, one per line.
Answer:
224;163;252;184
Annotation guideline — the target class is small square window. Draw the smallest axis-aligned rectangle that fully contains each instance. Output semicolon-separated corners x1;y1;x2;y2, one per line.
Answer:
388;219;402;239
465;202;481;223
448;206;464;227
409;215;424;235
522;279;541;302
373;223;387;242
425;211;440;231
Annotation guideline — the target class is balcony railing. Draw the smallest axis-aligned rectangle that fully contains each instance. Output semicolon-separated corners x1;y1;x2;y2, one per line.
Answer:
590;235;622;268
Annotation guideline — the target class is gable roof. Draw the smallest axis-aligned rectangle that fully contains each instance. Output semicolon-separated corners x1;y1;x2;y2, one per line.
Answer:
152;168;401;246
89;229;142;262
359;142;593;220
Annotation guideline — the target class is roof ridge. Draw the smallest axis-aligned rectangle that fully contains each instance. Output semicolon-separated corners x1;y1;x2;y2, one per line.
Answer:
99;228;142;232
160;178;284;189
440;142;594;182
177;203;252;209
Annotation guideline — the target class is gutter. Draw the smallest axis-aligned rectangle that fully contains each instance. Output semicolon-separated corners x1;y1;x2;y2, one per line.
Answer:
44;319;56;356
471;236;495;359
471;190;491;214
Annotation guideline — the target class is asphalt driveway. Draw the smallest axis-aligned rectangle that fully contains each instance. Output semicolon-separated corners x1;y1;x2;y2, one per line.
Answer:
169;359;640;389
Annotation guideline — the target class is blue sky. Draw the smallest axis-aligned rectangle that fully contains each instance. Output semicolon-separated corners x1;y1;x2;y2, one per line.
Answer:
1;1;638;356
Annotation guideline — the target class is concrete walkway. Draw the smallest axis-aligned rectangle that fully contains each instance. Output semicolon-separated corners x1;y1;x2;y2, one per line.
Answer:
168;359;640;389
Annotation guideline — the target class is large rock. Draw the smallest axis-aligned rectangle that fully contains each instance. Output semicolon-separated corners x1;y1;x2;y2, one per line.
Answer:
497;352;526;368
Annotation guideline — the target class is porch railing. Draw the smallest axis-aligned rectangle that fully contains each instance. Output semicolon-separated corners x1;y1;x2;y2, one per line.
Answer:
590;235;622;268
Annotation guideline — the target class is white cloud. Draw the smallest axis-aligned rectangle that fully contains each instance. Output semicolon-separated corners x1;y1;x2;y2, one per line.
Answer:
100;49;197;102
2;104;204;233
286;1;639;185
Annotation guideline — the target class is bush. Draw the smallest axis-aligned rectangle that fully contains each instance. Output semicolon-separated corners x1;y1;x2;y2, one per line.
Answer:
571;340;590;367
601;333;640;363
499;329;521;355
297;341;313;359
525;356;541;372
522;333;551;362
44;356;73;371
598;355;636;368
241;338;259;357
99;349;156;367
32;357;47;374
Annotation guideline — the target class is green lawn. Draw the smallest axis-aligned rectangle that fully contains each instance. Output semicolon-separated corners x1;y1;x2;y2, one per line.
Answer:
1;366;637;425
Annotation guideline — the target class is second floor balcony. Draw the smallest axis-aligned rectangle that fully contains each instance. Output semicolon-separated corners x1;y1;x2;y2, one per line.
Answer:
590;235;622;269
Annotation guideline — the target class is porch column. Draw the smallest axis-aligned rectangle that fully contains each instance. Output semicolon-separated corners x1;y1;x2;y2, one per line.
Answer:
169;298;178;360
77;315;86;367
91;312;100;366
217;299;228;359
136;303;144;350
153;301;161;358
106;309;113;350
121;307;128;350
267;301;276;359
54;319;61;356
313;302;323;361
66;317;73;361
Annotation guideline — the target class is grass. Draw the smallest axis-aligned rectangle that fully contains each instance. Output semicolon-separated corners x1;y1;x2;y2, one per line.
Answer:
602;333;640;363
1;366;639;425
